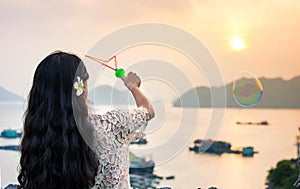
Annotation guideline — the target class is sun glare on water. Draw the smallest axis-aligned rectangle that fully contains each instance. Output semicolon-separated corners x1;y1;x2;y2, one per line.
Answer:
230;37;246;51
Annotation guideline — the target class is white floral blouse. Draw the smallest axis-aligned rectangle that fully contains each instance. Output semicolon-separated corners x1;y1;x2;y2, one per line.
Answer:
89;107;149;189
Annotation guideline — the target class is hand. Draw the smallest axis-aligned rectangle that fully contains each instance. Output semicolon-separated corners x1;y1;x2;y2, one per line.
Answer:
122;72;141;91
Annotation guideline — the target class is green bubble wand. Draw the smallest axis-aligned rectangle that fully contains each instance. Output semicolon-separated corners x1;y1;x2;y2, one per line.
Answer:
85;55;126;78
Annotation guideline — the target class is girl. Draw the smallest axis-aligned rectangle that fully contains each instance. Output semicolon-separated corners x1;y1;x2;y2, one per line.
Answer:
18;51;154;189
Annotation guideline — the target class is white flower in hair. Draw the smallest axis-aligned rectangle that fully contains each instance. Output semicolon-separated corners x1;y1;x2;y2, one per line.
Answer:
74;76;84;96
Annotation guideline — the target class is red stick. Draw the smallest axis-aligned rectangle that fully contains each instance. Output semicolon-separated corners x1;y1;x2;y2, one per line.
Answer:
85;55;117;71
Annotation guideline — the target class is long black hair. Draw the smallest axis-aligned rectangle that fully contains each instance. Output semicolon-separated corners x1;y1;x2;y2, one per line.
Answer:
18;51;97;189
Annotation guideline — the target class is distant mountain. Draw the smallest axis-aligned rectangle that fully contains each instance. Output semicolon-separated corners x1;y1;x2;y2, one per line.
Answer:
88;85;135;105
173;76;300;108
0;86;23;102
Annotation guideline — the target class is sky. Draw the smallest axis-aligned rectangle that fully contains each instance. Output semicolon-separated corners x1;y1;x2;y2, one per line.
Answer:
0;0;300;98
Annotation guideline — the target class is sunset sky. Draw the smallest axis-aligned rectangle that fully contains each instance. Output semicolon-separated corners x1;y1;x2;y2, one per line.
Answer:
0;0;299;97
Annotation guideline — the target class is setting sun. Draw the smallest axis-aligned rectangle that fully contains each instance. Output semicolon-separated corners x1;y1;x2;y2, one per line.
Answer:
230;37;246;51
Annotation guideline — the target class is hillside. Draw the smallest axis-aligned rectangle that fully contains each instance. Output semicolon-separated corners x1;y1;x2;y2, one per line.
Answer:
0;86;23;102
173;76;300;108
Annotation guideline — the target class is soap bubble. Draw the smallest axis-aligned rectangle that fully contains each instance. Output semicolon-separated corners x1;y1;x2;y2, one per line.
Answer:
233;72;263;107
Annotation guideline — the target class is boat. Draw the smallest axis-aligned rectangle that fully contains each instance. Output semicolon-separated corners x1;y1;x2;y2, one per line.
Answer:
0;129;22;139
0;145;20;151
189;139;231;155
129;156;155;174
129;152;159;188
236;121;269;125
166;175;175;180
242;147;258;157
189;139;258;157
130;138;148;145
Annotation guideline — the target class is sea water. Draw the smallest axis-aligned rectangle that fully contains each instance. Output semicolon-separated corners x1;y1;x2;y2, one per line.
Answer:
0;102;299;189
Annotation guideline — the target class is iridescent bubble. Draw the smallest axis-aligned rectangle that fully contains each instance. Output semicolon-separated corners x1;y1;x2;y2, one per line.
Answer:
233;72;263;107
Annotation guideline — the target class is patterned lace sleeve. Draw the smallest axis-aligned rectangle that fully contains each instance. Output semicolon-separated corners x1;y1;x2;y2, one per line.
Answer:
105;107;150;143
126;107;150;142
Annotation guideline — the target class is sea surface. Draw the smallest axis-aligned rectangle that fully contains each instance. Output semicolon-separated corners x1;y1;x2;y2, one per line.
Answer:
0;102;299;189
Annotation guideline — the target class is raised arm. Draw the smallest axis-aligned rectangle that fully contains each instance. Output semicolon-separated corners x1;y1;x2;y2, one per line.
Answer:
122;72;155;120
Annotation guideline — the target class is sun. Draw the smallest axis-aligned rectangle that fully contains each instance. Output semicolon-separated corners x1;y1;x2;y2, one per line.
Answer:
230;37;246;51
